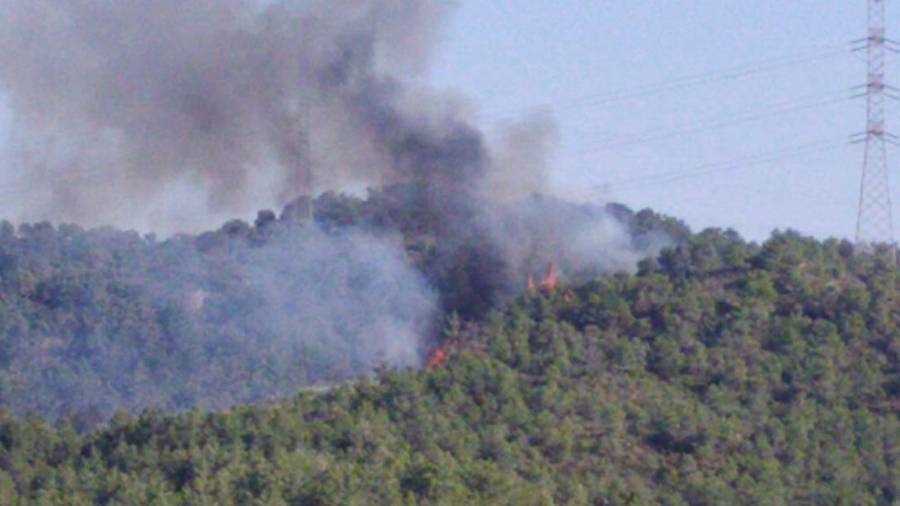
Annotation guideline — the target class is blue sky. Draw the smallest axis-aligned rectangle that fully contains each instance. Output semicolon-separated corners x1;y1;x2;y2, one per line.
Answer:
428;0;883;241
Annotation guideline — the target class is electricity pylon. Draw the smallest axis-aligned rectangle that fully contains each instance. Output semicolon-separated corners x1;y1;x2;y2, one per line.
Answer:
855;0;898;250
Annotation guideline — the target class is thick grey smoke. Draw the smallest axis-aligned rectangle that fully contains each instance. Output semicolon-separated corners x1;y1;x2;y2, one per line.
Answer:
0;0;665;419
2;219;436;418
221;224;435;372
0;0;653;277
493;195;650;287
0;0;499;232
203;224;434;370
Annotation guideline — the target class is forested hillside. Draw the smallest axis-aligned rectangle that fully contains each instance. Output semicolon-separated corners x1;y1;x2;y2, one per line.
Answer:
0;187;680;420
0;228;897;504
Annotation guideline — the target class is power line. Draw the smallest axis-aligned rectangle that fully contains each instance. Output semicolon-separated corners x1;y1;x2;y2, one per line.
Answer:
477;42;853;123
590;138;850;190
565;93;854;157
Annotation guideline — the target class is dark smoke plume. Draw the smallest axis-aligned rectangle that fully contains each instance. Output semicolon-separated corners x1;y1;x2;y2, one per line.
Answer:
0;0;665;419
0;0;496;232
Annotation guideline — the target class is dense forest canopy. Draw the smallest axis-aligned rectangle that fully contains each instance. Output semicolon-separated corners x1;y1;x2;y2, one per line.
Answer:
2;1;892;503
0;211;896;504
0;186;679;420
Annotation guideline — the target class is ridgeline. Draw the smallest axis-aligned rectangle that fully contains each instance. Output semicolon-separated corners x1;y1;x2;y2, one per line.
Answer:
0;222;897;504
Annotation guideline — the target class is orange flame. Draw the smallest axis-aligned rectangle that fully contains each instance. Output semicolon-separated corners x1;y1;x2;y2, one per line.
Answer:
427;346;448;369
540;262;558;292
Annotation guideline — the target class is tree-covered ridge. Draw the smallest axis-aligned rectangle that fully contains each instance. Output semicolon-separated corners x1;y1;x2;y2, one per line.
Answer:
0;229;896;505
0;188;677;421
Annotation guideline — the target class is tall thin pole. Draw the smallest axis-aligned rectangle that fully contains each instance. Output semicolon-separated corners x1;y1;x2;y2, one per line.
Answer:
856;0;894;249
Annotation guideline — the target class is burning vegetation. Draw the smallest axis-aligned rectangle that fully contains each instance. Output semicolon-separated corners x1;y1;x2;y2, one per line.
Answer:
0;0;676;418
541;262;559;292
528;262;559;294
426;345;449;369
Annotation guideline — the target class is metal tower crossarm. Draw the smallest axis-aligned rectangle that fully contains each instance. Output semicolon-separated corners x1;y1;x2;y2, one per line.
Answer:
856;0;896;248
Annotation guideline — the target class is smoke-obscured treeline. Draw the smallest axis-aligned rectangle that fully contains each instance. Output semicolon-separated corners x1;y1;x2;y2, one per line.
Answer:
0;0;688;421
0;229;896;504
0;186;684;420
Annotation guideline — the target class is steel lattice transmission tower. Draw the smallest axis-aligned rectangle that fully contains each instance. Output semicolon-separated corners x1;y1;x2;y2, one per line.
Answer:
856;0;895;247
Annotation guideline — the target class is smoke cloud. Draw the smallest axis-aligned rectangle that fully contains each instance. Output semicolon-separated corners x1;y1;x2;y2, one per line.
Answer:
0;0;642;287
0;0;667;419
2;219;436;418
0;0;505;232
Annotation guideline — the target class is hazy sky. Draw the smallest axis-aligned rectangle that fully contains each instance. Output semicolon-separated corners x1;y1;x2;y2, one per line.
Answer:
0;1;891;241
429;0;883;241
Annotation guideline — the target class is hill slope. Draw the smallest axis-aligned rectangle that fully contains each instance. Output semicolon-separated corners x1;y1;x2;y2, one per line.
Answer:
0;229;897;505
0;189;679;420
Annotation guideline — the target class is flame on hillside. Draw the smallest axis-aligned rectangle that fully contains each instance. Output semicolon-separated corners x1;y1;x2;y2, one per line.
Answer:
541;262;558;292
529;262;559;294
427;345;448;369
